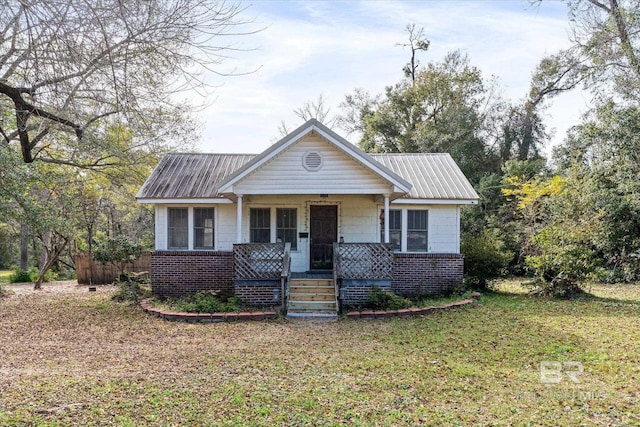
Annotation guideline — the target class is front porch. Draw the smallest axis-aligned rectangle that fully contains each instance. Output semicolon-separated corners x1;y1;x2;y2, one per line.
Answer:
226;242;462;317
150;243;464;316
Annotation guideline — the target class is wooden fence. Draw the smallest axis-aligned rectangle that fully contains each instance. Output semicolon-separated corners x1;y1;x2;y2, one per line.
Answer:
75;252;152;285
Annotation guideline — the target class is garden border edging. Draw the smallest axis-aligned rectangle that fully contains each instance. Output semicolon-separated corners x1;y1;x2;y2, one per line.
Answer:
140;292;481;322
140;299;278;322
345;291;481;319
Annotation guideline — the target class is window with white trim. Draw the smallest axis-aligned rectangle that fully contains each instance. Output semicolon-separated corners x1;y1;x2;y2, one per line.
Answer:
407;210;428;252
380;209;401;251
250;208;271;243
276;208;298;250
194;208;215;249
168;207;188;249
380;208;428;252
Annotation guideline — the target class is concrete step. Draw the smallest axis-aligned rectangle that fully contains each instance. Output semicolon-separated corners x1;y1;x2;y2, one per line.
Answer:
289;292;335;301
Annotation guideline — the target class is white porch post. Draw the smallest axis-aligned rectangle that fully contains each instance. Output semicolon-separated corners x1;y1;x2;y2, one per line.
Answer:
236;194;243;243
384;194;390;244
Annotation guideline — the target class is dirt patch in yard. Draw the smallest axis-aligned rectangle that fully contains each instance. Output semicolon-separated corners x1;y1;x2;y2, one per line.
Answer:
4;280;113;296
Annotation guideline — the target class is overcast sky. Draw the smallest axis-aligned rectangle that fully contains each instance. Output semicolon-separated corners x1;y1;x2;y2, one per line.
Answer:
190;0;592;155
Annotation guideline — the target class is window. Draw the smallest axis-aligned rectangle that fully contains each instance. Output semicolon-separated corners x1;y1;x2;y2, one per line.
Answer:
380;209;401;251
277;208;297;250
168;208;188;249
407;210;428;252
194;208;215;249
250;208;271;243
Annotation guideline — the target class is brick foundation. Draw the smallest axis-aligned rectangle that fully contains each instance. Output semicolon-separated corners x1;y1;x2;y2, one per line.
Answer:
151;251;233;298
391;253;464;296
340;280;390;306
234;280;281;306
151;251;464;302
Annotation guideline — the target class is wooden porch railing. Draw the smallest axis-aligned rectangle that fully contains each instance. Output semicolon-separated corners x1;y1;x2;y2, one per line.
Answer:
281;242;291;311
333;242;340;312
334;243;394;280
333;242;394;313
233;242;287;280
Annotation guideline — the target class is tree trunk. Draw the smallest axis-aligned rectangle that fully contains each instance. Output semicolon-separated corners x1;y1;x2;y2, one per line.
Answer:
20;224;29;271
35;230;52;290
34;232;69;290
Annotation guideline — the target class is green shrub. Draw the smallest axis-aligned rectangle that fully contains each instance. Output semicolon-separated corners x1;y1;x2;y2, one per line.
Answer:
93;237;144;281
111;281;151;304
367;286;412;310
461;228;513;290
9;267;57;283
169;290;242;313
524;225;602;297
9;269;32;283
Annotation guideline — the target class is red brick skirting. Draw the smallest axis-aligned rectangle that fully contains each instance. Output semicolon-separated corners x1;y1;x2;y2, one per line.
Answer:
392;253;464;296
151;251;233;298
140;299;278;322
346;292;480;320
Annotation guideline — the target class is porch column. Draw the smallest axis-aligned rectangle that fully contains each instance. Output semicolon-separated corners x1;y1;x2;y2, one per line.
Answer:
236;194;243;243
383;194;390;244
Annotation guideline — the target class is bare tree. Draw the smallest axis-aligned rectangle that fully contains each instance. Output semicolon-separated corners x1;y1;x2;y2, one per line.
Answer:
0;0;257;166
397;23;430;83
277;94;337;137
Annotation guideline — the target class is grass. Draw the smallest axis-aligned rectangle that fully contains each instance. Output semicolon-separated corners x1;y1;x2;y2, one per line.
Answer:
0;269;12;284
0;280;639;426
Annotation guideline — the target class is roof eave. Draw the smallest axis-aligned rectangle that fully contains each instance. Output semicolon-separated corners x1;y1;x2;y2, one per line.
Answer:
392;198;479;205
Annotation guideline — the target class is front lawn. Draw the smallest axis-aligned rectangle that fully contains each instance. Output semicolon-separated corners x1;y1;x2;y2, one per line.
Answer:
0;280;638;426
0;269;11;284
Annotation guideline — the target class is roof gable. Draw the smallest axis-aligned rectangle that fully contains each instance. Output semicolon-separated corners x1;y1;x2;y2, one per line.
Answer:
218;119;412;196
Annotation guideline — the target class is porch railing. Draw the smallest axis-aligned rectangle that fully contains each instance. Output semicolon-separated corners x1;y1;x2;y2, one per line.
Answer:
281;242;291;311
334;243;394;280
233;242;287;280
333;243;340;312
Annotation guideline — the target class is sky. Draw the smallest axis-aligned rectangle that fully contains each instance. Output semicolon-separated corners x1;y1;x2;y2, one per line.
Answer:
190;0;592;155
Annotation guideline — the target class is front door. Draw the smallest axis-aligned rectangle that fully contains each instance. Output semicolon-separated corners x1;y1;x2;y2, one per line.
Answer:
309;205;337;270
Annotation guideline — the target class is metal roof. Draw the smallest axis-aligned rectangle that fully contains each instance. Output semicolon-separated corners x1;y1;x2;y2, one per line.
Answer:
136;153;254;199
371;153;479;200
137;151;478;202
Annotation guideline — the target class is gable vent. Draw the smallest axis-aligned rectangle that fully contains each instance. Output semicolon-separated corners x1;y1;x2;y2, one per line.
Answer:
303;151;323;171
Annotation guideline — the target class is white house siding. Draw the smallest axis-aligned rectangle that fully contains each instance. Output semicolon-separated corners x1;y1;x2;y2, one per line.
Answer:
397;204;460;253
155;197;461;271
233;135;394;195
156;205;167;250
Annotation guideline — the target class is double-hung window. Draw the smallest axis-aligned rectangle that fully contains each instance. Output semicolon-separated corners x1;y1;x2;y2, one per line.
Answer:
276;208;297;250
380;208;428;252
194;208;215;249
168;208;188;249
407;210;428;252
250;207;298;249
250;208;271;243
380;209;402;251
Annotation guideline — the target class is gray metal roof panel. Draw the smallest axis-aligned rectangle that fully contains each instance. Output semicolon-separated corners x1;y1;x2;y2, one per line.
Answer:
136;153;255;199
371;153;479;200
137;151;478;201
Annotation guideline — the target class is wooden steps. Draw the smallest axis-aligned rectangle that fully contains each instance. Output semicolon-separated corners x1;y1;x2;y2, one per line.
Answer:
287;278;337;318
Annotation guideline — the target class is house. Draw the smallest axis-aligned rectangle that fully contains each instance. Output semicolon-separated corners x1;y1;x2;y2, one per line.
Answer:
136;119;479;316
